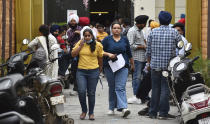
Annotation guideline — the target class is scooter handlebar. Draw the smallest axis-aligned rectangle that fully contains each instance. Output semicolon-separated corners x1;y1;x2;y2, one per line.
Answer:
190;56;199;64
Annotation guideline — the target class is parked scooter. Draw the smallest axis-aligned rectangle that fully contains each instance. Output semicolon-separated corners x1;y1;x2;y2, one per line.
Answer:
162;43;210;124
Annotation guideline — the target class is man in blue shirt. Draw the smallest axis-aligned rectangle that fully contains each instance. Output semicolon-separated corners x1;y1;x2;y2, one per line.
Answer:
146;11;182;119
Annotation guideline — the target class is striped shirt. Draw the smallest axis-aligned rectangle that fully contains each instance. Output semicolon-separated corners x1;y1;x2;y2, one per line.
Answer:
127;25;146;62
146;25;182;70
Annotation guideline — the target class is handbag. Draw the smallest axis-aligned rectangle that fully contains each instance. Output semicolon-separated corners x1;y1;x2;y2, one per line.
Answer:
33;38;47;61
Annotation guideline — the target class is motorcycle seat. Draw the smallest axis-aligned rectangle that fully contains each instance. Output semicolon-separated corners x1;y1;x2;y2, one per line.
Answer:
188;87;205;96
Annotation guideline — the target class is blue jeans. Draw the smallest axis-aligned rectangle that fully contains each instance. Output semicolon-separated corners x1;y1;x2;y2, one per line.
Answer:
104;66;128;111
132;60;146;95
58;53;72;76
76;68;99;115
149;70;170;116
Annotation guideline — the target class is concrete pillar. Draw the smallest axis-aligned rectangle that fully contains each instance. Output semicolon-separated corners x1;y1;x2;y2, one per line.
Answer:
165;0;175;24
202;0;208;59
186;0;202;54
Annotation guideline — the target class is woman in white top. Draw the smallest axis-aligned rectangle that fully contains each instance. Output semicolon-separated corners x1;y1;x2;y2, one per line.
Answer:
28;24;58;79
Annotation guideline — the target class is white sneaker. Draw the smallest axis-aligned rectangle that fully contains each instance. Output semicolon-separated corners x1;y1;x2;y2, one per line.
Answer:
107;110;114;115
122;109;131;118
127;96;141;104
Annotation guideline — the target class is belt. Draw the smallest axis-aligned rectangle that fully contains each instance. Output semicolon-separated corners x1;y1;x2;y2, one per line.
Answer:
152;68;163;72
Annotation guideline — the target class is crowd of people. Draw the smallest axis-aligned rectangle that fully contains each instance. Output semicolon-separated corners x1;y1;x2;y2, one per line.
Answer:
29;10;188;121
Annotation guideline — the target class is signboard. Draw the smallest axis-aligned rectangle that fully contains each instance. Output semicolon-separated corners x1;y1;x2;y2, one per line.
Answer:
67;10;77;23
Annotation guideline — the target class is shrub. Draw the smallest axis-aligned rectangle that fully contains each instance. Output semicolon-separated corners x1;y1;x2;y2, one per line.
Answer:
192;51;210;86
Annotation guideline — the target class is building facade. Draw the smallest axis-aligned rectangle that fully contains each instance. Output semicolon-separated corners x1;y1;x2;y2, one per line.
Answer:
0;0;209;60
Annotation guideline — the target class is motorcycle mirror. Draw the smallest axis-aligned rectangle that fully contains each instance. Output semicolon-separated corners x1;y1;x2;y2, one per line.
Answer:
51;44;60;51
22;39;29;45
162;71;169;77
185;43;192;52
177;41;184;49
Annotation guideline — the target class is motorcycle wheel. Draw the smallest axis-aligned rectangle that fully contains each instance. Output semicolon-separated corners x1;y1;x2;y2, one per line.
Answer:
46;113;64;124
63;117;74;124
54;116;64;124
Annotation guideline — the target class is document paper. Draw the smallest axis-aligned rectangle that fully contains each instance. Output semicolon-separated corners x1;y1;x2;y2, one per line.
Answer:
108;54;125;72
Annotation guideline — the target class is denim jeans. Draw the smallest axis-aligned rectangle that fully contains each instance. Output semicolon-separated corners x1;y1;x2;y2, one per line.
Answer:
132;60;146;95
76;68;99;115
58;53;72;76
149;70;170;116
104;66;128;111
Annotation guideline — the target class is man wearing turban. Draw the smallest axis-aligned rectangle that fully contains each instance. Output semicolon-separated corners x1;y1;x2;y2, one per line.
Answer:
146;11;182;119
127;15;149;104
61;14;82;94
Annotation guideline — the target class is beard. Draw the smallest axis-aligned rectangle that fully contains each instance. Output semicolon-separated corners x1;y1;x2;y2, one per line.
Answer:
68;23;77;30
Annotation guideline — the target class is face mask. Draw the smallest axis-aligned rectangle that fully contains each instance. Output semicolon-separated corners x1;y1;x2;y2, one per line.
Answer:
86;39;93;44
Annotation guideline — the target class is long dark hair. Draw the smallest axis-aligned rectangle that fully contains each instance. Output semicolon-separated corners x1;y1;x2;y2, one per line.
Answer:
83;28;96;53
39;24;50;55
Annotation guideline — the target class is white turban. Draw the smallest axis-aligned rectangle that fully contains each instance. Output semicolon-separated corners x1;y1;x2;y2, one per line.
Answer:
80;26;97;39
68;14;79;24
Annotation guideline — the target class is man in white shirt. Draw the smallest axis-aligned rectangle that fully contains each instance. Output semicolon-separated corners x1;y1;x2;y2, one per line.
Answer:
172;22;188;55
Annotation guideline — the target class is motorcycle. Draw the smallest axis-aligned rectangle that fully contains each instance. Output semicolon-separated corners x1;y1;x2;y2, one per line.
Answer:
0;40;74;124
162;42;210;124
24;40;74;124
0;50;44;124
0;111;34;124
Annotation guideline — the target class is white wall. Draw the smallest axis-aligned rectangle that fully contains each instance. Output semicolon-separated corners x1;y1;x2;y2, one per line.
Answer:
133;0;185;24
134;0;156;20
155;0;165;22
175;0;186;22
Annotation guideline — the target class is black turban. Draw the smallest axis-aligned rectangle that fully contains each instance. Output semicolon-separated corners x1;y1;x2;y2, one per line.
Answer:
135;15;149;24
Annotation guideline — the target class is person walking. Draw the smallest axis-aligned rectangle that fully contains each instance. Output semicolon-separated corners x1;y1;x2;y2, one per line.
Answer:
102;21;135;118
121;18;131;37
71;28;103;120
28;24;58;79
67;14;82;94
146;11;182;119
96;24;108;42
57;26;71;78
127;15;149;104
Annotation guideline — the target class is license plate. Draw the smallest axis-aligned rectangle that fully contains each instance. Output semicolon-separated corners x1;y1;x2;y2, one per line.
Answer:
199;117;210;124
50;95;65;105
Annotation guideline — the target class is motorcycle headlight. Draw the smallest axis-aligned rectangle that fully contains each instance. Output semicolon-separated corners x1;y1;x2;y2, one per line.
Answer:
162;71;169;77
176;63;186;71
169;56;181;70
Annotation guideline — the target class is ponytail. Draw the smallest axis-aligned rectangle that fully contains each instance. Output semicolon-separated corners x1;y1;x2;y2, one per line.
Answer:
39;24;50;55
